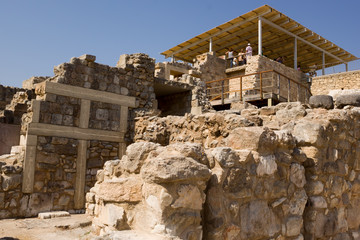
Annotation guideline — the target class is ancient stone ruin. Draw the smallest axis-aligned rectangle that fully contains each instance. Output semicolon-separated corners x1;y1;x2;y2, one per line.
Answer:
0;49;360;240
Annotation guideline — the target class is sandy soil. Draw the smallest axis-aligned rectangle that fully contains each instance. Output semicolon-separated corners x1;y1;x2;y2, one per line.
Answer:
0;214;95;240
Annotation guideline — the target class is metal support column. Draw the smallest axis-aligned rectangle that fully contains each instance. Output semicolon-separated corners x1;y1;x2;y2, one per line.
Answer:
322;52;325;75
258;18;262;55
294;38;297;69
209;37;213;53
345;63;348;72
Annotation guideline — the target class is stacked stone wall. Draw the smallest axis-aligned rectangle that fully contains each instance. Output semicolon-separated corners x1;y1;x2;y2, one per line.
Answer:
227;55;310;102
92;103;360;239
0;53;157;218
311;70;360;95
0;85;22;110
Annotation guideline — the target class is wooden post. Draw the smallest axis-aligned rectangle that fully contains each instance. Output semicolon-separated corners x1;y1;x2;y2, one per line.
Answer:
288;78;291;102
297;84;300;102
240;76;243;101
221;80;224;105
74;99;91;209
22;100;41;193
119;105;129;158
277;74;280;100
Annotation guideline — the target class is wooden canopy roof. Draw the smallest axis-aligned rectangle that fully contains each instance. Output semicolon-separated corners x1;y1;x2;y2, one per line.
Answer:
161;5;358;72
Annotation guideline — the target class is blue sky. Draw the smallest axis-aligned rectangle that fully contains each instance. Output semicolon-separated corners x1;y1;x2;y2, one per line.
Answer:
1;0;359;88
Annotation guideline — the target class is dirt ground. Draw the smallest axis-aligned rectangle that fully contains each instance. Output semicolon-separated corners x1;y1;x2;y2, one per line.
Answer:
0;214;96;240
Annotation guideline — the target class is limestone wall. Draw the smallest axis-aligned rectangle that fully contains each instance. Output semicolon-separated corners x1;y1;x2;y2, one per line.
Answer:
0;53;157;218
195;53;227;101
88;102;360;239
227;56;311;102
311;70;360;95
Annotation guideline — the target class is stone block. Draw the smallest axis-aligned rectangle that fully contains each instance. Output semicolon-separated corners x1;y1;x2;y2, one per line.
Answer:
310;196;327;209
78;54;96;62
335;94;360;108
2;174;22;191
38;211;70;219
256;155;277;176
285;216;303;237
240;200;281;239
290;163;306;188
97;177;142;203
309;95;334;109
97;204;127;230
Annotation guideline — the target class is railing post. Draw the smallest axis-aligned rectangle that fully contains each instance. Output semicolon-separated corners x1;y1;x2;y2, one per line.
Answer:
297;84;300;102
277;74;280;100
240;76;243;102
221;80;224;105
260;73;263;99
288;78;291;102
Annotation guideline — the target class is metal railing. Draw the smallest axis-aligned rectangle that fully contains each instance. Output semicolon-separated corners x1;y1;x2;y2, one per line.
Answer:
205;70;311;104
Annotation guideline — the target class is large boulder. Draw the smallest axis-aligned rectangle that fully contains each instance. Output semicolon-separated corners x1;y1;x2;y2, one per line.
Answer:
140;152;211;183
335;94;360;108
309;95;334;109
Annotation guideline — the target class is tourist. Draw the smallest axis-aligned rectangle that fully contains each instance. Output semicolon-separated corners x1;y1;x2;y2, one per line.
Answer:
246;43;252;62
238;49;246;65
225;48;235;68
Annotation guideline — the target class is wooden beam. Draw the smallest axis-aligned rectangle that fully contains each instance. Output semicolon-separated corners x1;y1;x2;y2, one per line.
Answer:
181;24;260;58
28;123;124;142
164;9;272;58
22;135;38;193
39;82;136;108
260;17;344;63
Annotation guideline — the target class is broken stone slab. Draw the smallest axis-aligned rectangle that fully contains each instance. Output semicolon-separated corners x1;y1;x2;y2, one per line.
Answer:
335;94;360;108
95;230;172;240
309;95;334;109
38;211;70;219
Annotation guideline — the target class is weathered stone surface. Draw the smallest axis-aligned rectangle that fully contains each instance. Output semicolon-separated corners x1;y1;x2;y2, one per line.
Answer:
335;94;360;108
310;196;327;209
78;54;96;62
240;200;281;239
275;102;307;121
97;177;142;202
225;127;263;150
97;204;128;230
290;163;306;188
2;174;21;191
256;155;277;176
171;184;203;210
293;120;326;147
309;95;334;109
119;142;159;173
285;216;303;237
305;180;324;195
38;211;70;219
140;154;211;183
209;147;238;168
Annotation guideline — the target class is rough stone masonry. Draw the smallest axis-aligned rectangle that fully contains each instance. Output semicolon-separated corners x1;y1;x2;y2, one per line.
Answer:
88;100;360;240
1;52;360;240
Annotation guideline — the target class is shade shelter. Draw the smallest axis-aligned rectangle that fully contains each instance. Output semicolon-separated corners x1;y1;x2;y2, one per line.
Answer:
161;5;358;74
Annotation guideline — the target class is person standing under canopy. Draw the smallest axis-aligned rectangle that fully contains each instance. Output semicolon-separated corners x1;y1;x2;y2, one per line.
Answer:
246;43;253;61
